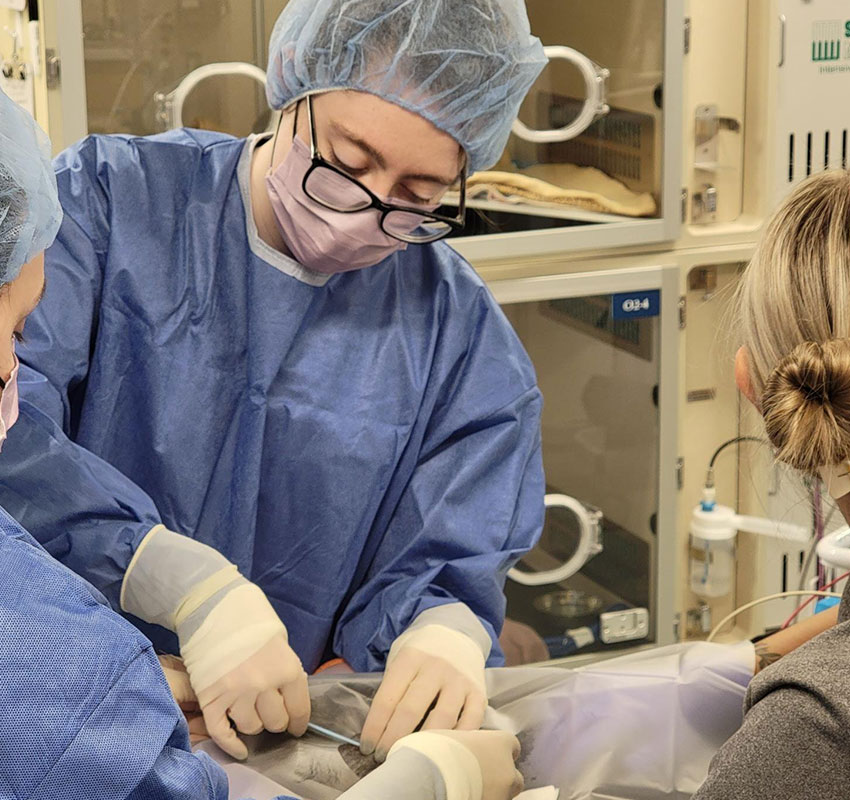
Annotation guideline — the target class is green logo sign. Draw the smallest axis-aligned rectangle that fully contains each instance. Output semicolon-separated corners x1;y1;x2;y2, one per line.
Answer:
812;20;843;62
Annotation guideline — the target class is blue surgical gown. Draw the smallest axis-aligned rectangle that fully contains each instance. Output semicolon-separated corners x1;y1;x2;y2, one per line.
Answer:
0;129;544;672
0;503;237;799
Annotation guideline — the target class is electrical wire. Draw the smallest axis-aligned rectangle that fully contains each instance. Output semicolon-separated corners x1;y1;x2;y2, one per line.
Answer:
799;478;823;591
706;590;842;642
708;436;765;469
824;501;839;531
815;478;826;588
798;532;821;592
781;570;850;629
797;481;839;592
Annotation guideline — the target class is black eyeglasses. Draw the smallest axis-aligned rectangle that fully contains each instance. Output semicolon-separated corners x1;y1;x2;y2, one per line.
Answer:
279;94;466;244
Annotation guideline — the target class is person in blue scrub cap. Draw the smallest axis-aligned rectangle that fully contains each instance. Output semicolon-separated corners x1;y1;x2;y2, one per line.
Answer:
0;82;527;800
0;82;231;800
0;0;548;764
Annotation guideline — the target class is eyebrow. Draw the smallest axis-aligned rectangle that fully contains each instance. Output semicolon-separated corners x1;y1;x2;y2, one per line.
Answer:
329;120;460;186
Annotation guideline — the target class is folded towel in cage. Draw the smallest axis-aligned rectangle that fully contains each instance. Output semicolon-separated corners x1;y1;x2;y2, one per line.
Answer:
466;164;657;217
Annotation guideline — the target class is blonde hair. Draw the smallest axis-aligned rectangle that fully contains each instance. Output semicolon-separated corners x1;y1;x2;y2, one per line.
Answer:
738;170;850;473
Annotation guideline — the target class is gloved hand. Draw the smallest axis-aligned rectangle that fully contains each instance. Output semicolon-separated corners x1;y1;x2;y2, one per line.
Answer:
361;623;488;762
122;527;311;760
388;730;524;800
190;630;310;759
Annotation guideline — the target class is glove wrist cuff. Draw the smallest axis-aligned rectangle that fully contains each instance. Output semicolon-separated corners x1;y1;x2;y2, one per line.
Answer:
405;604;492;660
389;733;483;800
120;526;236;630
174;565;243;640
180;582;286;693
389;624;486;692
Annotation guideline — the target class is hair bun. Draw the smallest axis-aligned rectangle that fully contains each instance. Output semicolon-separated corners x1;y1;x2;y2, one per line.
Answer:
761;340;850;473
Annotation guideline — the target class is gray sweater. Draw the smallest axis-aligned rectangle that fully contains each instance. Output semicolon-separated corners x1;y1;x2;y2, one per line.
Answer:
694;584;850;799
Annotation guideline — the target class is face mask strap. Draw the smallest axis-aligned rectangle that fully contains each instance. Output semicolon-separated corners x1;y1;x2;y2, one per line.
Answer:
292;100;301;140
269;101;302;174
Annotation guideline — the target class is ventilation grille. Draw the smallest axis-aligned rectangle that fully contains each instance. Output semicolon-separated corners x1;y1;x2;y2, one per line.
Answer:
560;139;643;183
534;94;657;193
786;128;849;185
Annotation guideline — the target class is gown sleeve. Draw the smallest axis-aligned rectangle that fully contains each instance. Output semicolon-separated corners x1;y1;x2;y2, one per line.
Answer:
30;650;230;800
334;281;545;670
0;512;232;800
127;739;232;800
0;136;163;610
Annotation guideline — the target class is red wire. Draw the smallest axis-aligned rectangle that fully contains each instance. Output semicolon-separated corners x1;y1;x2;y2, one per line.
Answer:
780;570;850;629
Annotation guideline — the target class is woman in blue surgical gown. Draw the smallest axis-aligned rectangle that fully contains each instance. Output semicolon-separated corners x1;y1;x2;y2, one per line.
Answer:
0;79;525;800
0;0;549;763
0;79;230;800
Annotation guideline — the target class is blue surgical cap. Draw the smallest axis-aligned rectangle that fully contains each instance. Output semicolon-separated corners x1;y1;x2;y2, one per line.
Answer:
266;0;547;173
0;87;62;285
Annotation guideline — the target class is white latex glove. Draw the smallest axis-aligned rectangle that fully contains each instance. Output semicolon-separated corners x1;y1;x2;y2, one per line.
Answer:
361;622;488;762
181;590;311;760
122;527;310;760
389;730;524;800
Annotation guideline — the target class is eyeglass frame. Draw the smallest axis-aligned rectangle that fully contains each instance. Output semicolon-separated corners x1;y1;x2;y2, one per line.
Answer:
274;94;467;244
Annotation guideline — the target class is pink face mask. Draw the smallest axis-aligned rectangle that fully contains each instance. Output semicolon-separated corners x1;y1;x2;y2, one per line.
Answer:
265;137;410;275
0;346;20;453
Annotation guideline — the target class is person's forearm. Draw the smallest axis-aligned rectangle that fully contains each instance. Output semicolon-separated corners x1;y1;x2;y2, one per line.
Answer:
749;488;850;674
752;605;839;673
0;402;161;607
